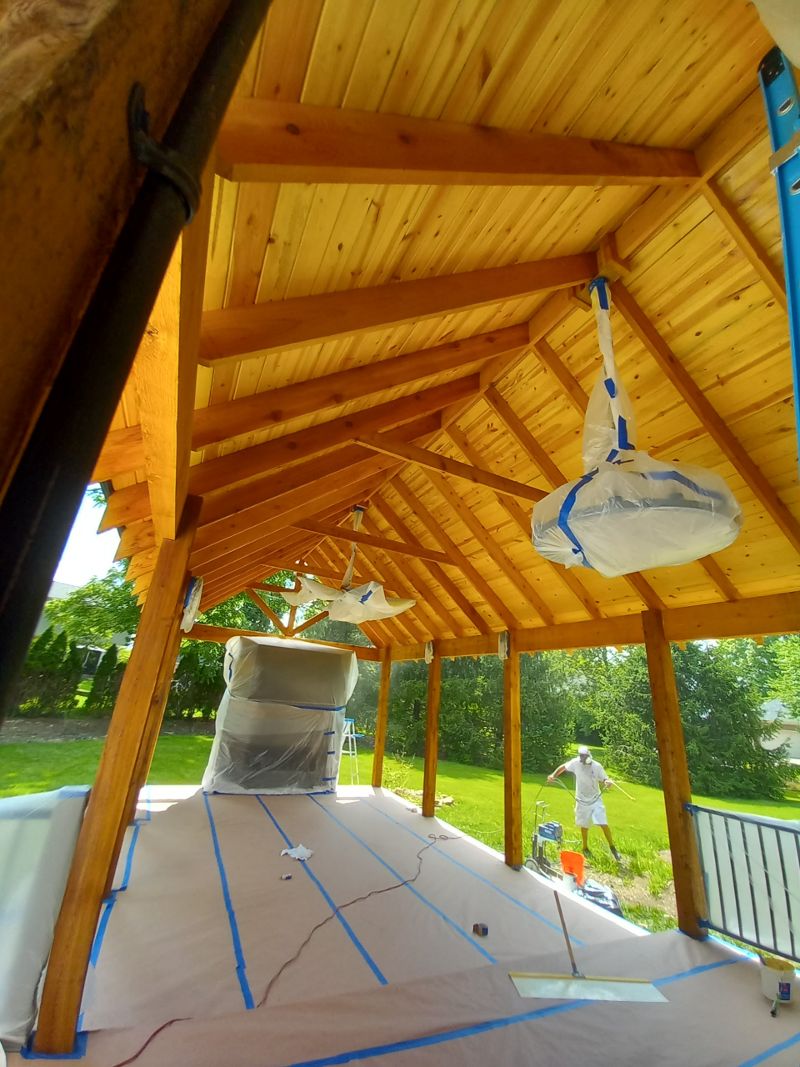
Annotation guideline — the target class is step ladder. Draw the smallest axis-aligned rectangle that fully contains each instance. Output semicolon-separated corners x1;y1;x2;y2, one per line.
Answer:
343;718;359;785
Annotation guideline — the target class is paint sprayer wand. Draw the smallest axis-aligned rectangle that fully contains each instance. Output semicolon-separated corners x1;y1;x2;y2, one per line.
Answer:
606;779;636;802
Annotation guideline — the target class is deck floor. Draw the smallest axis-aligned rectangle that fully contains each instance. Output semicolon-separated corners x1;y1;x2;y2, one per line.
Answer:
15;787;800;1065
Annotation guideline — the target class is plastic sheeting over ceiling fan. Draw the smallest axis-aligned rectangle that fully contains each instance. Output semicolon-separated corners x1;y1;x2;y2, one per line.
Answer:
283;506;416;623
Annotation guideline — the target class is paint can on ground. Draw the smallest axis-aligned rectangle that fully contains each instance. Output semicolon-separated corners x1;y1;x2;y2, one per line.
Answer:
760;955;795;1003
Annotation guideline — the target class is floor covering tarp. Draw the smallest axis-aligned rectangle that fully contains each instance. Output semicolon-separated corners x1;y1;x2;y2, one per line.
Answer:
13;787;800;1066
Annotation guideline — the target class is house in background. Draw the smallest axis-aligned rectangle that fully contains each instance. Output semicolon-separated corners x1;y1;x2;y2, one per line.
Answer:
761;699;800;763
33;581;79;637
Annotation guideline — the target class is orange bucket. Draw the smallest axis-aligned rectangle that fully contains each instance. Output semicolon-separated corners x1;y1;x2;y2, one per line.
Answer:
560;850;586;887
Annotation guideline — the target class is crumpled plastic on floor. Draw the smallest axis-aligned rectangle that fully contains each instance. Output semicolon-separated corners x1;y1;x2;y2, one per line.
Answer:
281;844;313;861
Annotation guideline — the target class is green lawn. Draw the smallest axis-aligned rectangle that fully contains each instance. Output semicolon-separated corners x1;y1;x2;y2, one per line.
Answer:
4;735;799;932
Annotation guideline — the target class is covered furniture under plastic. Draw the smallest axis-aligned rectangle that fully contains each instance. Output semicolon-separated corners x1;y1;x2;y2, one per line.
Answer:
202;636;359;795
533;278;741;577
0;786;89;1051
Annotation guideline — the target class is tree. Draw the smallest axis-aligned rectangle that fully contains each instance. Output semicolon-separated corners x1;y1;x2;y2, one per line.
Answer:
10;627;84;716
45;563;139;646
584;642;795;799
84;645;124;717
772;635;800;718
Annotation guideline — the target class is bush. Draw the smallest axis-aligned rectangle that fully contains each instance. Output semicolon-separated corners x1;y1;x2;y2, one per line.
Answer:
10;627;83;716
84;645;125;717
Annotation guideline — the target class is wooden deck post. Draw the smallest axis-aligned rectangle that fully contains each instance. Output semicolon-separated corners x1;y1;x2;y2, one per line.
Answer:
503;632;523;868
371;647;392;787
34;500;200;1054
642;610;706;939
421;643;442;817
102;614;184;898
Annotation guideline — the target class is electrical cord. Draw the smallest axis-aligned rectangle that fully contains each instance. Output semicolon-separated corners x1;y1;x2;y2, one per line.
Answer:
109;832;457;1066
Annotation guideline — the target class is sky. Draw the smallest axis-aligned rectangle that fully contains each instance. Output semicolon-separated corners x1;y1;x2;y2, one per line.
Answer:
54;489;120;588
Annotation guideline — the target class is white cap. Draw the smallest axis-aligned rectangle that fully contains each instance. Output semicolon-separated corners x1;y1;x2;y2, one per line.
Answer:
578;745;590;756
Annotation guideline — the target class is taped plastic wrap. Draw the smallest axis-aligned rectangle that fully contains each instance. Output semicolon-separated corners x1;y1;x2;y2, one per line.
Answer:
0;787;89;1050
282;576;415;623
204;636;358;795
532;279;741;577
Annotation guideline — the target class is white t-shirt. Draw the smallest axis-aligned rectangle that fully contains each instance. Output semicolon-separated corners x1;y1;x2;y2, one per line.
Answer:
564;757;607;805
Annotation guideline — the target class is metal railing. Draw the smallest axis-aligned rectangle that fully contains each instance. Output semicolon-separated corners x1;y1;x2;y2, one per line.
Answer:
687;803;800;962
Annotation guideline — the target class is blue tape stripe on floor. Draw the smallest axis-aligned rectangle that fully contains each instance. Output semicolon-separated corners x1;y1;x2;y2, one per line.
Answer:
20;1031;89;1060
284;956;742;1067
118;822;141;891
254;796;387;986
89;897;117;968
202;793;254;1010
738;1030;800;1066
307;795;496;964
369;801;575;942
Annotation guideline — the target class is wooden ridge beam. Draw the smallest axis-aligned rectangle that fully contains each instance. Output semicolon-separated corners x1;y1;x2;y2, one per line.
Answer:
217;99;700;187
185;622;380;660
93;324;528;482
102;378;473;530
357;432;546;504
613;282;800;558
292;519;450;565
199;253;597;364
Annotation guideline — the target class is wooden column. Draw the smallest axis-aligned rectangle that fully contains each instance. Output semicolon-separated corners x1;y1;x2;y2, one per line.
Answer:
371;647;392;787
503;632;523;868
102;614;183;898
421;644;442;817
34;500;199;1053
642;610;706;938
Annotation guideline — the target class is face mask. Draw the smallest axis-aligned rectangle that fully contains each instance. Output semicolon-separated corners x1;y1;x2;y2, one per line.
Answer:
580;754;592;765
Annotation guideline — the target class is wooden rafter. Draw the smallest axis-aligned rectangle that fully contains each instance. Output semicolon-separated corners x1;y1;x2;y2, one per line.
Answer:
390;477;517;631
613;282;800;557
216;99;700;187
371;496;491;635
199;253;597;363
93;324;527;483
292;519;450;565
702;179;786;309
356;433;547;504
445;423;603;622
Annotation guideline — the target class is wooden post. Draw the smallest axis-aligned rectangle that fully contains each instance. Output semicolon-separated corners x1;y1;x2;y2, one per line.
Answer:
34;500;199;1054
503;632;523;868
642;610;706;939
421;644;442;817
371;647;392;787
102;614;183;898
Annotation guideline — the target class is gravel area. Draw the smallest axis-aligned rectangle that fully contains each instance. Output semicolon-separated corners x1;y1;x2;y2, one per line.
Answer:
0;717;216;743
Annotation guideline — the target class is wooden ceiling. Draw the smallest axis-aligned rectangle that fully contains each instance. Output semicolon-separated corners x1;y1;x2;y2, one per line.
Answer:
96;0;800;650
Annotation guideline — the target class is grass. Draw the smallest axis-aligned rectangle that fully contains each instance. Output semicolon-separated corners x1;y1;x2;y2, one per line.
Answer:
4;735;800;932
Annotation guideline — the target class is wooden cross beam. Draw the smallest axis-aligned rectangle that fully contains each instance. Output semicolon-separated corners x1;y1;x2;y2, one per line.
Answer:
216;99;700;187
291;519;451;565
199;253;597;364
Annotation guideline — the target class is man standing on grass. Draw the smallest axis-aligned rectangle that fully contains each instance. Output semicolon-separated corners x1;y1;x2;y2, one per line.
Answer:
548;746;622;861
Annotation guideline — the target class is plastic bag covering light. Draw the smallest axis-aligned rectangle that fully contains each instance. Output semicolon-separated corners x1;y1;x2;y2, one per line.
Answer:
282;575;416;623
532;279;741;577
0;787;89;1050
202;636;359;795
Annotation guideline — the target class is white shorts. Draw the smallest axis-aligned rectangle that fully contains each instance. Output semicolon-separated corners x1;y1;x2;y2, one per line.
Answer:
575;798;607;828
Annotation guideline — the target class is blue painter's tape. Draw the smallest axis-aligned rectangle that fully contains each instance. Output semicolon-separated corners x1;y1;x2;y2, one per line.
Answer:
308;795;496;964
616;414;633;450
603;377;617;398
295;704;346;712
20;1032;89;1060
368;803;574;941
557;470;598;567
653;957;738;987
202;793;254;1010
254;797;387;985
737;1029;800;1066
283;957;741;1067
323;730;336;736
641;468;726;501
327;751;337;756
588;276;610;309
56;787;91;800
118;823;141;891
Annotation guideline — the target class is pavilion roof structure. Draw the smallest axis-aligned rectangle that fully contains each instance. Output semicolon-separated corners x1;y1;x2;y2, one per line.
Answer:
92;0;800;656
